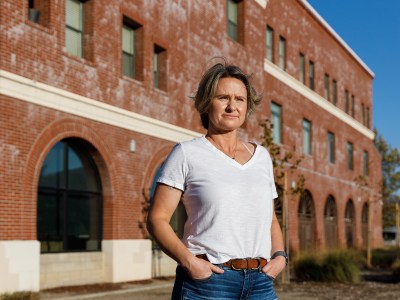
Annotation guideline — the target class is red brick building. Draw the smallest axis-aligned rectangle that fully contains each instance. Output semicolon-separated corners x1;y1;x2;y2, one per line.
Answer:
0;0;382;292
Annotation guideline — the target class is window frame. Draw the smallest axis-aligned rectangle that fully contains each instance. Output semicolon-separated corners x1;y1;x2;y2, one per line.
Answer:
278;36;286;70
299;52;305;83
328;131;335;164
302;119;312;155
271;101;282;144
347;142;354;170
266;26;274;62
309;61;315;90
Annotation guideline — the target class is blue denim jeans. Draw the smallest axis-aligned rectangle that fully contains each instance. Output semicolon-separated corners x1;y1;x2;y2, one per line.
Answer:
172;265;278;300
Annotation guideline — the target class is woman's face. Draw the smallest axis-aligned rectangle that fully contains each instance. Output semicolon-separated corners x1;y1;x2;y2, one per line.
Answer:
207;77;248;133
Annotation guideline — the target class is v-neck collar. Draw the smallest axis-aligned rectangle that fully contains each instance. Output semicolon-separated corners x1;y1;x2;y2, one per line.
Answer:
201;136;259;169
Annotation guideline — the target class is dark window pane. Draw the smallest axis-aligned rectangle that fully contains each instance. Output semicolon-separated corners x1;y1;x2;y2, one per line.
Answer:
67;193;99;251
37;193;64;253
68;146;98;191
39;142;65;188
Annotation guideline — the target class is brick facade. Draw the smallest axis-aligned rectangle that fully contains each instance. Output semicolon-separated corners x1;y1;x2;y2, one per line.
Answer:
0;0;382;291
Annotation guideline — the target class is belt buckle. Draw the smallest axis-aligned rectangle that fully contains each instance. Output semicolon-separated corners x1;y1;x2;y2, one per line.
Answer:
250;257;262;270
230;258;261;270
230;258;247;270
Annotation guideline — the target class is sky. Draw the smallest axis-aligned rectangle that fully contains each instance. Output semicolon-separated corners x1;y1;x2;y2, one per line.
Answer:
306;0;400;151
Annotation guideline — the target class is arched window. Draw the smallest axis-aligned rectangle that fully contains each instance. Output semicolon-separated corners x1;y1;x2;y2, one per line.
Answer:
345;200;355;248
298;190;315;252
361;203;369;248
324;195;338;249
37;139;102;253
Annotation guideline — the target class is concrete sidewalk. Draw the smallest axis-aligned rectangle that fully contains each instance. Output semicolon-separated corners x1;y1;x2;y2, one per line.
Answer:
40;279;175;300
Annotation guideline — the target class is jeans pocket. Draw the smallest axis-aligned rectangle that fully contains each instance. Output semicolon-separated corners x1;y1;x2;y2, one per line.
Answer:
263;273;275;281
191;272;214;282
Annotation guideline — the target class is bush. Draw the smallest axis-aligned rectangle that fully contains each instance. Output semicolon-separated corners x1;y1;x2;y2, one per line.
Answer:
293;254;323;281
392;258;400;282
0;292;39;300
371;248;400;268
322;251;360;283
293;250;360;283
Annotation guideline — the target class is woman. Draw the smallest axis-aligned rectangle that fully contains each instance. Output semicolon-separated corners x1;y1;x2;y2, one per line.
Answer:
147;62;287;300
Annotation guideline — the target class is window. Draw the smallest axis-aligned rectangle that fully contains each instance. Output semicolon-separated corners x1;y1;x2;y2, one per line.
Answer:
66;0;84;57
366;107;370;128
37;139;102;253
324;74;330;101
278;36;286;70
328;131;335;163
361;103;365;125
122;25;134;78
351;95;355;117
154;45;167;91
122;17;143;80
271;102;282;144
347;142;353;170
309;61;315;90
28;0;50;26
266;26;274;62
363;151;369;176
332;80;337;105
303;119;312;155
227;0;243;42
299;53;305;83
345;90;349;114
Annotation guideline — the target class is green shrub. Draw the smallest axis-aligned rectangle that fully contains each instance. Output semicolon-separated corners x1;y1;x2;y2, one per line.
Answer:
293;254;323;281
322;251;360;283
0;292;39;300
293;250;360;283
392;258;400;282
371;248;400;268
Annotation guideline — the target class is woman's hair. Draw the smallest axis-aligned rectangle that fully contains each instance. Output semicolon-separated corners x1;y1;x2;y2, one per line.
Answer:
192;61;262;129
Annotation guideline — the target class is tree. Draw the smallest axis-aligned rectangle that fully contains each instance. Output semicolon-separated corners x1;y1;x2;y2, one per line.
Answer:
259;119;305;195
374;132;400;228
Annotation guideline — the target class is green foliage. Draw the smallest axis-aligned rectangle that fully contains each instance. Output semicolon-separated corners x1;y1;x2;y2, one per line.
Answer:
374;132;400;227
322;251;360;283
371;247;400;268
293;254;323;281
293;250;361;283
259;119;305;196
0;292;39;300
392;258;400;281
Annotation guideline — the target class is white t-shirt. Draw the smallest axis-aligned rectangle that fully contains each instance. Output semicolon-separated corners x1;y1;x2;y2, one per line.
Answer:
157;136;278;264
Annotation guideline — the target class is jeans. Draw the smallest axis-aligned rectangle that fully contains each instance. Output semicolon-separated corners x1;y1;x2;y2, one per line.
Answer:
172;265;278;300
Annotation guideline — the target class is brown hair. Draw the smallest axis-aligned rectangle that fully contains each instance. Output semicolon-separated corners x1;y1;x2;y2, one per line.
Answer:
192;61;262;129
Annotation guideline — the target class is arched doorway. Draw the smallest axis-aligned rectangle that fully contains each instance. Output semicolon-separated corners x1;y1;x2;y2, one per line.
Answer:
324;195;338;250
362;203;369;248
37;138;102;253
345;200;355;248
298;190;315;252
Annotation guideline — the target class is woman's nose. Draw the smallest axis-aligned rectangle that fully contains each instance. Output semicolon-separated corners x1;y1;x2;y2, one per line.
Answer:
226;98;237;111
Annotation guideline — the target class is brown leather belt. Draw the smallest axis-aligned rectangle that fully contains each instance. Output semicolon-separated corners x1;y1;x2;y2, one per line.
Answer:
196;254;267;270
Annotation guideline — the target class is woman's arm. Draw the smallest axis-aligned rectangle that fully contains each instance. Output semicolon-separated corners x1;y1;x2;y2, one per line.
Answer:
147;183;223;279
262;209;286;278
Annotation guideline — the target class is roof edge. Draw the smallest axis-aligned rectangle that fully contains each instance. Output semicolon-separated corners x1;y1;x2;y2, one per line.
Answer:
300;0;375;78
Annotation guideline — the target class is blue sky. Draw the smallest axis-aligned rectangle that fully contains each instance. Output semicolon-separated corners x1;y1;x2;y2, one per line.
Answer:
306;0;400;151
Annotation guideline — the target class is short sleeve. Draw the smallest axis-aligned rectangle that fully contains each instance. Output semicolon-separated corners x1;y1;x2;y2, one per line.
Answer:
266;149;278;199
156;143;188;191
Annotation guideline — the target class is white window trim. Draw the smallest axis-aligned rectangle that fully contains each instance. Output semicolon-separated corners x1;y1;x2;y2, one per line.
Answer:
0;70;201;143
